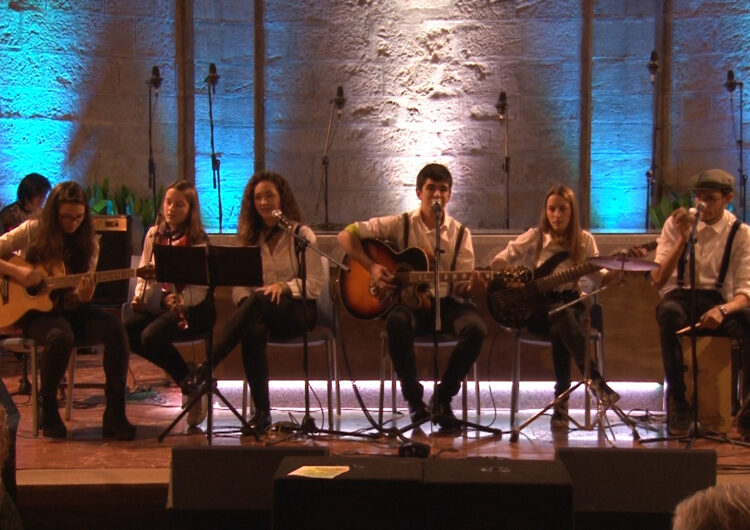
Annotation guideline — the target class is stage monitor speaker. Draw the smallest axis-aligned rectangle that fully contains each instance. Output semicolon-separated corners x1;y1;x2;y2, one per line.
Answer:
92;215;132;305
273;456;424;530
423;457;573;529
169;445;329;530
556;447;716;529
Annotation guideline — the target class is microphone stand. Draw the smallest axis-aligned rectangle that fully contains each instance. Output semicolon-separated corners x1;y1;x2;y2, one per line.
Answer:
646;51;660;230
147;73;159;211
272;218;377;442
315;94;341;230
496;92;510;229
206;70;223;232
736;82;746;222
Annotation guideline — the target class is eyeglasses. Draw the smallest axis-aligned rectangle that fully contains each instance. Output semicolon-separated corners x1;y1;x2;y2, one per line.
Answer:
59;213;85;223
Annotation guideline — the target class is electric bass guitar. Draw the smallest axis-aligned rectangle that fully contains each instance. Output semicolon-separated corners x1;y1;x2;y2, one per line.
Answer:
339;238;518;320
0;255;154;332
486;241;657;328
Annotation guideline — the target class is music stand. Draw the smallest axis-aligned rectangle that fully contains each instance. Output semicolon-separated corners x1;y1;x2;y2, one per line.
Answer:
154;244;263;444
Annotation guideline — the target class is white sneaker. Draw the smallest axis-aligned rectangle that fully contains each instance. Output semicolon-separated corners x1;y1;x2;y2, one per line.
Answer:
183;392;208;427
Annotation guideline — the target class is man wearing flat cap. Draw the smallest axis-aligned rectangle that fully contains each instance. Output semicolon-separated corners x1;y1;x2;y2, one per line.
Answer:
651;169;750;435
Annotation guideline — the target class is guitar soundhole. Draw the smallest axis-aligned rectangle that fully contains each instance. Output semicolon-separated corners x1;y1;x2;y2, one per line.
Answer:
26;282;43;297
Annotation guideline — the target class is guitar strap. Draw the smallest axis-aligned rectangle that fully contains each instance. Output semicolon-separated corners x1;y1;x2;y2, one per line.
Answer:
677;218;741;289
401;212;465;271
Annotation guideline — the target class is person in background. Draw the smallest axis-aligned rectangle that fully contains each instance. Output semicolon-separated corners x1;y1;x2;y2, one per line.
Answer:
0;172;51;233
124;179;212;428
672;483;750;530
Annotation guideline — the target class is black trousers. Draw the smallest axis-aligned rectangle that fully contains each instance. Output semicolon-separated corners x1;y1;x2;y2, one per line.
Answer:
125;298;213;386
656;288;750;403
23;305;130;407
525;293;603;398
212;292;316;412
385;298;487;405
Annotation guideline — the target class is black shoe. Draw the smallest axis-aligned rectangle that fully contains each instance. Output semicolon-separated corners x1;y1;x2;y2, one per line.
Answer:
242;410;272;436
181;363;209;393
102;407;137;441
589;378;620;407
668;396;691;435
429;394;460;431
408;400;429;423
550;399;569;430
41;405;67;439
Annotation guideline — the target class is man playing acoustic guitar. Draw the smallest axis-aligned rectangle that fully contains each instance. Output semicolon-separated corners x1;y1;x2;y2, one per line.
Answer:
0;182;136;440
338;163;486;430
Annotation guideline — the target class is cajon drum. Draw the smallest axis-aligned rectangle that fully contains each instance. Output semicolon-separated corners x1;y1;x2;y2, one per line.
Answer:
682;335;733;433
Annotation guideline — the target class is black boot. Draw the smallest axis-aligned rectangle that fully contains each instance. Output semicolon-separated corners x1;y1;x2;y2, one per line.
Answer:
242;410;272;436
41;396;67;439
102;399;136;441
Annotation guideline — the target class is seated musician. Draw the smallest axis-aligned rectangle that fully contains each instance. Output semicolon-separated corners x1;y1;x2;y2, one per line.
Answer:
650;169;750;435
337;163;486;430
0;182;135;440
0;172;51;233
124;179;211;428
203;171;324;435
489;184;619;429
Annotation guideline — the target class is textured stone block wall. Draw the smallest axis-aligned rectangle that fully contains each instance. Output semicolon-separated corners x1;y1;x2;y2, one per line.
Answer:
0;0;179;210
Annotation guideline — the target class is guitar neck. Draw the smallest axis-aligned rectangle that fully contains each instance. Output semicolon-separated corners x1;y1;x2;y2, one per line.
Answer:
534;263;598;293
45;268;137;291
401;270;496;284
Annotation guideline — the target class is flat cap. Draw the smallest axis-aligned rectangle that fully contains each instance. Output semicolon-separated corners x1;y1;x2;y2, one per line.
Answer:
691;169;735;192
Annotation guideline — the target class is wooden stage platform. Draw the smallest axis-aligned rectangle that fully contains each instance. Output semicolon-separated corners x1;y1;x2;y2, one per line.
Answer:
3;351;750;529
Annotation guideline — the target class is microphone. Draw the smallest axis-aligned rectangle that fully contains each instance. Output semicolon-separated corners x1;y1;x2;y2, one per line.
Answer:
431;198;443;217
725;70;739;93
495;91;507;120
333;86;346;117
272;209;292;228
689;201;707;215
647;50;658;83
149;66;163;95
206;63;220;93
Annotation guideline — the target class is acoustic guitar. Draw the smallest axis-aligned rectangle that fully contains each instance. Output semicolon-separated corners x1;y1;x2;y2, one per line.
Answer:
339;238;516;320
0;254;153;332
486;241;657;328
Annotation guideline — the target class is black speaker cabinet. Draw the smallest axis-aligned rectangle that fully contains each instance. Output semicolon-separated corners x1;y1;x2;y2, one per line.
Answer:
168;445;329;530
273;456;424;530
92;215;132;305
556;447;716;529
423;457;574;529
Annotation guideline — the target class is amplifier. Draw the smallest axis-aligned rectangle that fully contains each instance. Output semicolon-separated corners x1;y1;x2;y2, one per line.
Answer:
92;215;132;305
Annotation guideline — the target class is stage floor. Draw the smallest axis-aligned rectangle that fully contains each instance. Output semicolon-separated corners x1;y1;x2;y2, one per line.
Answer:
3;349;750;528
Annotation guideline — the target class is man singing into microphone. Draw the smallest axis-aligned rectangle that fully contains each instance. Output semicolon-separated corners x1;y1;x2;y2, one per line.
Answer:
338;163;486;430
651;169;750;435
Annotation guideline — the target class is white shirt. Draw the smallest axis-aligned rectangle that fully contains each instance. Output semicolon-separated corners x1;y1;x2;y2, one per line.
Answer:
353;208;474;300
231;223;324;306
491;227;600;292
656;209;750;300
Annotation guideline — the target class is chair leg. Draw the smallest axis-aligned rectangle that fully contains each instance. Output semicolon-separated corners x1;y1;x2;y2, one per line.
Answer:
474;362;480;415
241;379;248;421
31;345;39;438
326;341;333;429
461;377;468;421
65;349;77;422
333;340;341;415
510;337;521;434
378;338;386;426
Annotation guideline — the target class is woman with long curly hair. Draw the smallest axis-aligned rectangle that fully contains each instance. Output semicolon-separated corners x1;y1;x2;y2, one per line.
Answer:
125;179;211;428
0;181;135;440
490;184;618;429
204;171;324;435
